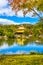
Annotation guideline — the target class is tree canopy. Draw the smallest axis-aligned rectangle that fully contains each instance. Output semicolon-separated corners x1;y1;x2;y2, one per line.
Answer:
8;0;43;18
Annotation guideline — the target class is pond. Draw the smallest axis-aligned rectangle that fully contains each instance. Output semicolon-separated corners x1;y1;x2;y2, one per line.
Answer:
0;37;43;54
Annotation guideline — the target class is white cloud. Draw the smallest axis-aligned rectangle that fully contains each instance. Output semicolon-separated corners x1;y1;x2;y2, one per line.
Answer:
0;0;8;8
0;43;8;49
0;18;20;24
5;50;28;55
0;43;19;50
21;22;31;24
17;10;24;17
0;7;15;16
0;0;36;17
26;11;34;17
13;43;18;46
0;0;15;16
5;52;15;55
14;50;28;54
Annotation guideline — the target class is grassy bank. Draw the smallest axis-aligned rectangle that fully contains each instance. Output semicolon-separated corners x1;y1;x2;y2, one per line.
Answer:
0;55;43;65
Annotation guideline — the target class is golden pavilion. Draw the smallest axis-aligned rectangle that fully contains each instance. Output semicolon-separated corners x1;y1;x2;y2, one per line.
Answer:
15;25;25;34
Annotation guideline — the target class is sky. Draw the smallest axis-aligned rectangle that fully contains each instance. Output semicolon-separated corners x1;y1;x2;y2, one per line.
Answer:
0;0;42;24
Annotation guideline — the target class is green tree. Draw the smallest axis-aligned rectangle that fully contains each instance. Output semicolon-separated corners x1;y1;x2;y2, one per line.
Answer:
0;27;5;36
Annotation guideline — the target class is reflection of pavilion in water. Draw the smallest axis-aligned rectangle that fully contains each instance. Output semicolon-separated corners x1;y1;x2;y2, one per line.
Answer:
15;37;30;46
16;38;25;45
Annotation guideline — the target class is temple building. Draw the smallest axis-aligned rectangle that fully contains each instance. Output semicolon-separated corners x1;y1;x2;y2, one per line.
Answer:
15;25;25;34
15;25;25;38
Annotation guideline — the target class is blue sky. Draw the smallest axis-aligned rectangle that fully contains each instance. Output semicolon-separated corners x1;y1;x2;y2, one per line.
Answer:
0;15;39;24
0;0;42;24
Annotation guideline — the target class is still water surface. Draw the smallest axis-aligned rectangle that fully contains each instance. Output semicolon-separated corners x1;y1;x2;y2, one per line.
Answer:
0;38;43;54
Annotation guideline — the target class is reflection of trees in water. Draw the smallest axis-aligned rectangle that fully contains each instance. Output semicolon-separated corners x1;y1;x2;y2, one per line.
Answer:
35;42;43;45
23;38;33;45
0;36;43;46
15;36;43;45
0;39;5;46
6;39;15;46
35;37;43;45
0;39;15;46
